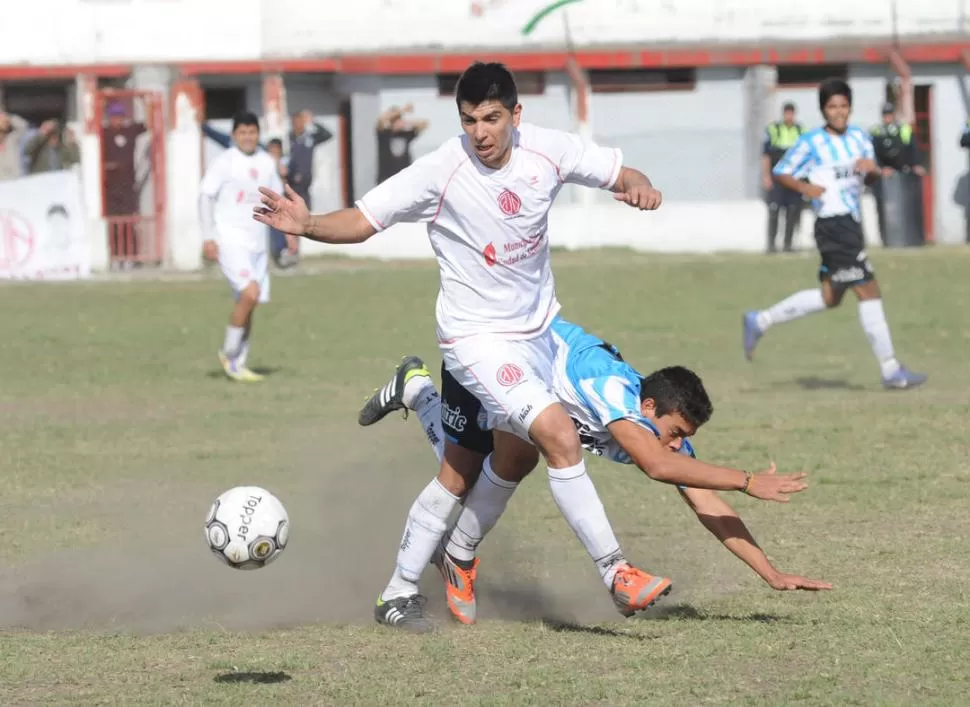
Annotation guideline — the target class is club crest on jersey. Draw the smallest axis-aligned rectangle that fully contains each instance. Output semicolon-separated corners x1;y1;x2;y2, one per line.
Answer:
498;189;521;216
483;242;497;267
497;363;524;387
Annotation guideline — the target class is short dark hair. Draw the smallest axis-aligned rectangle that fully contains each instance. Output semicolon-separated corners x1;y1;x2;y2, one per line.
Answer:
455;62;518;112
47;204;69;219
267;138;283;149
639;366;713;428
232;111;260;133
818;78;852;111
782;101;796;112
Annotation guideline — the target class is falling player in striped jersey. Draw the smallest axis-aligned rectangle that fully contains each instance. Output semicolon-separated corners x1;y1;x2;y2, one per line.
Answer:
359;318;829;631
743;78;927;390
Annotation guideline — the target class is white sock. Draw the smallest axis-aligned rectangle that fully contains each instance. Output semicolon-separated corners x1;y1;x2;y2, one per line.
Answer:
547;460;626;588
756;289;826;331
858;299;901;378
444;455;518;563
222;325;245;359
402;373;433;409
236;338;250;368
412;387;444;464
381;478;460;601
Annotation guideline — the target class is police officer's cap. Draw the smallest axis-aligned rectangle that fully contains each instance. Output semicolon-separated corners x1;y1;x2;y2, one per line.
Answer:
881;102;895;115
782;101;796;112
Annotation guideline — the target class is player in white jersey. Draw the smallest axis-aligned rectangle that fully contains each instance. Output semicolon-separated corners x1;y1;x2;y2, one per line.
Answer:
743;79;927;390
201;111;287;382
254;63;665;625
357;319;827;631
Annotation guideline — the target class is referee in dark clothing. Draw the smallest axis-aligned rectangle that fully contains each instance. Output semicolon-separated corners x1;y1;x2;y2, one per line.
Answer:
761;102;805;253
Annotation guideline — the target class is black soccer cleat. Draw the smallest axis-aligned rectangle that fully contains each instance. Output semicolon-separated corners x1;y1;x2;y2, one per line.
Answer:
358;355;430;427
374;594;435;633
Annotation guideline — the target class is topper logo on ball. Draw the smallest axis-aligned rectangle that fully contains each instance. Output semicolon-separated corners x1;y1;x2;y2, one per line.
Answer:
498;189;521;216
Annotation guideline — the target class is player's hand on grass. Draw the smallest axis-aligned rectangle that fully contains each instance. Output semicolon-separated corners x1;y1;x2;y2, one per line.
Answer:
202;239;219;262
614;184;662;210
745;463;808;503
253;184;310;236
765;572;833;591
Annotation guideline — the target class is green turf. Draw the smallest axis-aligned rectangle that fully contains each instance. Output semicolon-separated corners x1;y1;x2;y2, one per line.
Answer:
0;247;968;705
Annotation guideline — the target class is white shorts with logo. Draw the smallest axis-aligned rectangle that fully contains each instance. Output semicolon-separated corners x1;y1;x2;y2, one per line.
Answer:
441;330;559;442
219;245;270;303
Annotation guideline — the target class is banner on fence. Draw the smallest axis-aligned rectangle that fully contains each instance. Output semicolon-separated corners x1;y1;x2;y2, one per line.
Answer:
0;170;90;280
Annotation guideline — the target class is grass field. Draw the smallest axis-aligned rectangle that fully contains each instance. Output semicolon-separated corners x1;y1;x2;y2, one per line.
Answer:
0;247;968;706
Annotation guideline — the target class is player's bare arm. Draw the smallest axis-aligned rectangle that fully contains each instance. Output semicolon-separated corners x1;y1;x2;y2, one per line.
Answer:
775;173;824;199
611;166;662;210
607;419;808;503
855;157;880;186
678;486;833;591
253;184;376;244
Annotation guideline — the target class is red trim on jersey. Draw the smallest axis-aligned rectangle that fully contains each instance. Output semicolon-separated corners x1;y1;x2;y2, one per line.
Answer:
356;199;386;231
600;149;621;189
518;146;562;183
431;156;472;224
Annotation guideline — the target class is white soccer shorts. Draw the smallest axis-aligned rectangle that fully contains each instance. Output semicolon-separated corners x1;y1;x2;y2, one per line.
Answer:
219;245;270;303
441;330;560;442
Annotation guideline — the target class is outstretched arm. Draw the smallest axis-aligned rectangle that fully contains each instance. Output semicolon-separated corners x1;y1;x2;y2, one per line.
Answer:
678;486;832;591
608;419;808;502
610;166;662;210
253;185;376;244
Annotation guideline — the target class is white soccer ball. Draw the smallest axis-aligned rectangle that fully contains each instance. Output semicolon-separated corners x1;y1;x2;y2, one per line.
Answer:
204;486;289;570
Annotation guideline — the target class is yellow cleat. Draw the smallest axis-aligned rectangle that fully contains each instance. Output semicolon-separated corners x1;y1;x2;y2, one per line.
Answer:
218;351;264;383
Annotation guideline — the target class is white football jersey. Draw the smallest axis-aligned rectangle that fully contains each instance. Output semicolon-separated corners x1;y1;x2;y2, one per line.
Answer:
201;147;283;252
357;122;622;346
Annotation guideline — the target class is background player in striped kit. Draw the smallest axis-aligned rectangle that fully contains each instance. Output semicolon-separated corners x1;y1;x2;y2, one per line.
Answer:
742;78;927;390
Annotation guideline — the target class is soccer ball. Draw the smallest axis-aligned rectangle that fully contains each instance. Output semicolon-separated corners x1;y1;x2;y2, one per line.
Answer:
204;486;289;570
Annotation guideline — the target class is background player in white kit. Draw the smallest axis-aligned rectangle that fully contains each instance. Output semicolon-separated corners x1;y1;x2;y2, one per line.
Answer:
201;111;288;382
254;62;662;625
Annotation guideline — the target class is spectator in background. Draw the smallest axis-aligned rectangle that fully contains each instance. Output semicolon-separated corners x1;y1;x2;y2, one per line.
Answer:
102;101;149;268
265;137;295;268
376;103;428;182
0;110;29;181
24;119;80;175
286;109;333;263
761;102;804;253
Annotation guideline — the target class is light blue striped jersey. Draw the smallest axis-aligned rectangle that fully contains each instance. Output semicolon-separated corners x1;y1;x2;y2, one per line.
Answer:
773;125;874;221
550;317;695;465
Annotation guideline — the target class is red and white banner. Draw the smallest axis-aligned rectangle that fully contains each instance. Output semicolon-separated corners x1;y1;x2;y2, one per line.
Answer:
0;170;90;281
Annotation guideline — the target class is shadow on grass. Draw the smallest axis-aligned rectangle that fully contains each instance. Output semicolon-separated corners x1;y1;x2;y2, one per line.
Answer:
539;618;651;641
651;603;786;623
205;366;283;380
214;671;292;685
793;377;866;391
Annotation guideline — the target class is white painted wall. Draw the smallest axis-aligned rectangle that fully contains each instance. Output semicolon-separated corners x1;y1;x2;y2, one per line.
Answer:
1;0;261;65
3;1;969;66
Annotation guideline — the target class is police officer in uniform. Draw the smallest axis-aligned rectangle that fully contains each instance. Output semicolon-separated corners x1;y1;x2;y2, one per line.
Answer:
762;102;805;253
869;102;925;176
869;103;926;245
